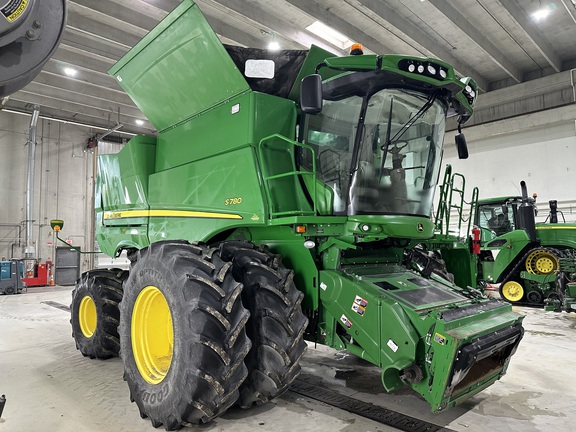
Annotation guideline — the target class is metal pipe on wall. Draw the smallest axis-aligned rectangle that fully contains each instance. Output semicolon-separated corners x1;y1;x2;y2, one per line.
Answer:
25;105;40;258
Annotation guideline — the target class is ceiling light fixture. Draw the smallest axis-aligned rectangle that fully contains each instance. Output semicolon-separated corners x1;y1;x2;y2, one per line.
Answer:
268;40;280;51
306;21;355;50
532;7;551;20
64;67;78;77
135;119;144;126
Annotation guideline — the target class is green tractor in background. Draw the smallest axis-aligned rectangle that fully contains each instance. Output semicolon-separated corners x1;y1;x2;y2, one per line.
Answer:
430;169;576;312
68;1;525;429
474;186;576;311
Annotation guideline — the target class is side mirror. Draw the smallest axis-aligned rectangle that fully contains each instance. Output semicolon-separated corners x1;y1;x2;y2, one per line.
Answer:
455;133;468;159
300;74;322;114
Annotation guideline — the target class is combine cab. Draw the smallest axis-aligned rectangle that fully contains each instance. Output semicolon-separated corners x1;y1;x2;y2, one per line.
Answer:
68;1;525;429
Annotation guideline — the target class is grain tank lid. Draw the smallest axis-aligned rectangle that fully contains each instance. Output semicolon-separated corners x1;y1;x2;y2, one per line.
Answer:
108;0;250;132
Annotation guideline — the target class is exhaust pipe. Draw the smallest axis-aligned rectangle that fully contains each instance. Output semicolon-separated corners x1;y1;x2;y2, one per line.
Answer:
516;181;537;242
24;106;40;258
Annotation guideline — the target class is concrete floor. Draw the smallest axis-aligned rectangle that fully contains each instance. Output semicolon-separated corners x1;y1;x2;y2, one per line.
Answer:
1;286;575;432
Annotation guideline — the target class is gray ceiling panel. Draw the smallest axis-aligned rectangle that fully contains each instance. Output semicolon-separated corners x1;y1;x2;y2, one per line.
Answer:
2;0;575;135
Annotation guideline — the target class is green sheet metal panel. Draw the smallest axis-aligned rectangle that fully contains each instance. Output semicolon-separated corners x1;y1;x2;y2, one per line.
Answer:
109;0;250;132
147;146;266;243
96;135;156;218
155;92;296;171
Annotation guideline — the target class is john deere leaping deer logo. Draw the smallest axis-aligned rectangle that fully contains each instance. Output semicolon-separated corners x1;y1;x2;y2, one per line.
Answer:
417;223;424;232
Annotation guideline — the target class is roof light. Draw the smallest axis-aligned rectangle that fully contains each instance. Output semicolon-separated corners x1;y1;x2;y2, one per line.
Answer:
349;43;364;55
306;21;355;50
268;40;280;51
417;64;424;73
64;67;77;77
135;119;144;126
427;65;436;75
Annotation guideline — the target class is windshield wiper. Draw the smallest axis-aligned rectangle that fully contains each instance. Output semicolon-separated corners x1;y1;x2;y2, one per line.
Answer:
378;91;438;180
378;96;394;179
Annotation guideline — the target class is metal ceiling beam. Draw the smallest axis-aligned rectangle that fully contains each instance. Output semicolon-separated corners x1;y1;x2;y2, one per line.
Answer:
354;0;489;91
138;0;180;14
498;0;562;72
67;4;144;48
70;0;163;30
196;0;342;54
62;27;129;61
52;44;116;74
32;71;134;107
427;0;522;83
283;0;393;55
206;16;268;49
15;81;143;119
4;99;150;135
42;59;123;92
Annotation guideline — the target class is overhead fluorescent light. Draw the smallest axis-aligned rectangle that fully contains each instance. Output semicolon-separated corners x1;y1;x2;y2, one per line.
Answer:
532;7;551;20
135;119;144;126
268;41;280;51
64;67;78;77
306;21;355;50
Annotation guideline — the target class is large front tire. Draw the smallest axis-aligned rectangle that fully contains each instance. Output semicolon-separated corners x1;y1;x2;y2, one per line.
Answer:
120;241;251;430
70;269;127;359
220;241;308;408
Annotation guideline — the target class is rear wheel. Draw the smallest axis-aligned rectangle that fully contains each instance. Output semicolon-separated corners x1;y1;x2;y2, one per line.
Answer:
70;269;127;359
500;280;525;303
220;241;308;408
120;241;251;430
525;248;561;275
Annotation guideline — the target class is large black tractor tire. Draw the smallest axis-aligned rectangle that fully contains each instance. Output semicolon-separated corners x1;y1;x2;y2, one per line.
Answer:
120;241;251;430
70;268;127;359
220;241;308;408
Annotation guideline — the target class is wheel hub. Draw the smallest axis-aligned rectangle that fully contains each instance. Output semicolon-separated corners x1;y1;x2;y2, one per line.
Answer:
501;281;524;302
79;295;97;338
525;249;560;275
132;286;173;384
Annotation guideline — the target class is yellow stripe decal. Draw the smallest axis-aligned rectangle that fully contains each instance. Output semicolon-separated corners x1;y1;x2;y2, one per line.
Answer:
536;226;576;230
104;210;242;220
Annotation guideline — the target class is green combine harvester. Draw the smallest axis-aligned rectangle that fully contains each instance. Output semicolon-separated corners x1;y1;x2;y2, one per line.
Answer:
68;1;525;429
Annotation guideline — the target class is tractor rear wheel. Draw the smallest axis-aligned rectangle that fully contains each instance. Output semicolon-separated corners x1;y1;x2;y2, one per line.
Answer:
525;248;561;275
70;269;127;359
220;241;308;408
119;241;251;430
500;280;525;303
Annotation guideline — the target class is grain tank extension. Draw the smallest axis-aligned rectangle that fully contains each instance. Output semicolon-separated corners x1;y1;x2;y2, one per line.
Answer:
70;1;524;429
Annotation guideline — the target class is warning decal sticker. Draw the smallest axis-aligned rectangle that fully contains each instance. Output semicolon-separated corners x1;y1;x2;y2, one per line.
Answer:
340;314;352;329
2;0;28;23
351;295;368;316
434;332;447;345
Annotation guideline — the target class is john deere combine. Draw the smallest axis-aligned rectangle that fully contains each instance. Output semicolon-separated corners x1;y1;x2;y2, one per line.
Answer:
69;1;524;429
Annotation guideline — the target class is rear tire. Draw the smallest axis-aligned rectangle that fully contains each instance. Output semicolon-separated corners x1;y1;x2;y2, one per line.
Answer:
220;241;308;408
120;241;251;430
70;269;127;359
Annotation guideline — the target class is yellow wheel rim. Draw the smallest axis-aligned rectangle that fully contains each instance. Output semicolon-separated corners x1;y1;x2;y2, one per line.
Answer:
132;286;173;384
501;281;524;302
79;296;97;338
525;250;559;275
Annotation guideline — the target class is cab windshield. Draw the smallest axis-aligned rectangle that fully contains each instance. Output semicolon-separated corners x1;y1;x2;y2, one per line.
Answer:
303;88;447;216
